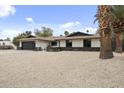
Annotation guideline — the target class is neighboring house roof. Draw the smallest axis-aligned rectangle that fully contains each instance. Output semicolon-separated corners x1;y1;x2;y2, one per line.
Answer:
0;39;11;41
67;32;93;37
26;35;36;38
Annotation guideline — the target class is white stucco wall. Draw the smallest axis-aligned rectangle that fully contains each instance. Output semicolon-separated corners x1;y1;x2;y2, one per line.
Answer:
0;41;10;46
60;40;66;47
72;39;83;47
91;39;100;47
35;40;49;50
58;39;100;48
0;41;15;46
20;38;100;49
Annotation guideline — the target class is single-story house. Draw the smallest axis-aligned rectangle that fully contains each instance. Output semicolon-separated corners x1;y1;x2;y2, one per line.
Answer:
18;32;100;51
0;39;16;49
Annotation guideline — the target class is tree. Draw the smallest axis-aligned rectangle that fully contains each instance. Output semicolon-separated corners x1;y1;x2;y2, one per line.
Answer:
110;5;124;53
86;30;89;33
64;31;69;36
25;31;32;36
60;35;63;36
94;5;114;59
34;27;53;37
13;31;32;46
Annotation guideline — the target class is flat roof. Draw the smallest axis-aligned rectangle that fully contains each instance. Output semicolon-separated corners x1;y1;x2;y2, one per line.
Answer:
54;35;100;40
20;37;54;41
20;35;100;42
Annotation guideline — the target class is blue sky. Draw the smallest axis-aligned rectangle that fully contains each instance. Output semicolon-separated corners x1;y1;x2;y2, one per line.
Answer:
0;5;98;39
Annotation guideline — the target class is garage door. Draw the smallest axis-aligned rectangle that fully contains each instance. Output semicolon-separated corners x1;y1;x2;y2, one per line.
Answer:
22;41;35;50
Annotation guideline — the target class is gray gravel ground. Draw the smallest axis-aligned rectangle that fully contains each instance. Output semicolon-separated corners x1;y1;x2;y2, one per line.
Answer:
0;50;124;88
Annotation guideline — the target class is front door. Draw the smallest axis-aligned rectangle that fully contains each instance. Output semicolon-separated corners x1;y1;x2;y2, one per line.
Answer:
84;39;91;47
66;40;72;47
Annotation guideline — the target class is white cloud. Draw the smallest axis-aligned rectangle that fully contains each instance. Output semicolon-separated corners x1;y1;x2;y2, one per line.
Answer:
61;21;81;28
0;30;22;40
26;17;34;23
0;5;16;17
59;21;97;35
59;21;82;34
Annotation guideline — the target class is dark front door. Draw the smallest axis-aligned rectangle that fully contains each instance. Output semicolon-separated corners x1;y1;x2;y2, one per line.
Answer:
66;40;72;47
22;41;35;50
84;39;91;47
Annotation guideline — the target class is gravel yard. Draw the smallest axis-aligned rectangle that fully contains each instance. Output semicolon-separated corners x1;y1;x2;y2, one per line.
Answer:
0;50;124;88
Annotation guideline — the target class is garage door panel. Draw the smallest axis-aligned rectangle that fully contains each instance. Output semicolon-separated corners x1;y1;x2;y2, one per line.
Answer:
22;41;35;50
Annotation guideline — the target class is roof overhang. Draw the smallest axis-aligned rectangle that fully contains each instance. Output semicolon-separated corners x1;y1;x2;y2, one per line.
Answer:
19;35;100;42
54;36;100;40
20;37;54;42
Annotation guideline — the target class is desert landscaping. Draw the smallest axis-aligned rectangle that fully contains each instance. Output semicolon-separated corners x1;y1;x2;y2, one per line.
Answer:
0;50;124;88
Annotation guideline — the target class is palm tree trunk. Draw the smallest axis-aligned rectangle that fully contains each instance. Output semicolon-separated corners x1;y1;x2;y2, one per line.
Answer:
99;30;114;59
115;32;123;53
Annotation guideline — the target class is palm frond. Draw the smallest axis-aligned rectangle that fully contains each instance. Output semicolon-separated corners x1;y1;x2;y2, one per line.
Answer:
94;18;98;24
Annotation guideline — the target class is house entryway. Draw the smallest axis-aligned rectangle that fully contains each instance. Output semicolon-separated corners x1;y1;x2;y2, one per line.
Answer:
83;39;91;48
66;40;72;47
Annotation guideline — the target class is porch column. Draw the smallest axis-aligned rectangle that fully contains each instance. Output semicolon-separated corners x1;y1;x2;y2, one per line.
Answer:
19;41;22;47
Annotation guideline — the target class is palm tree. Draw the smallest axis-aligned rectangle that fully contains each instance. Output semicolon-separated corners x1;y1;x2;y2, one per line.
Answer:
95;5;114;59
110;5;124;53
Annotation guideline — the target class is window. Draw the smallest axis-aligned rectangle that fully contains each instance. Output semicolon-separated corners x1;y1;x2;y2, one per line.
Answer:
51;41;57;46
66;40;72;47
3;42;5;46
